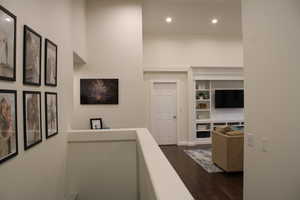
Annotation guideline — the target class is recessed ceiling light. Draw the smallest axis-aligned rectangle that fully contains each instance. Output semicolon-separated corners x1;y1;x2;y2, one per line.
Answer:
211;18;218;24
4;17;12;22
165;17;172;23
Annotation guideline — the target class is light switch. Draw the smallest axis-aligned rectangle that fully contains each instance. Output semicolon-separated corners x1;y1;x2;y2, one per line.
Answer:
246;133;255;148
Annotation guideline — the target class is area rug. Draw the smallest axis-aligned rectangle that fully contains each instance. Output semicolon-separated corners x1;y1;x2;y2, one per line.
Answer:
184;149;223;173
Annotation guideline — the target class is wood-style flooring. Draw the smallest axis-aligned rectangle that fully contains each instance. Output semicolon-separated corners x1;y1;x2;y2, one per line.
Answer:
160;145;243;200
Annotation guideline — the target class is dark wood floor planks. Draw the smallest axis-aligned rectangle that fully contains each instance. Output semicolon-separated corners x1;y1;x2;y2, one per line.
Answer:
160;145;243;200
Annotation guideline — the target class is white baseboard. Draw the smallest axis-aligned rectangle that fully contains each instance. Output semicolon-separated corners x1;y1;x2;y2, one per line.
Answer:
178;141;189;146
186;140;212;146
177;139;211;146
178;140;212;146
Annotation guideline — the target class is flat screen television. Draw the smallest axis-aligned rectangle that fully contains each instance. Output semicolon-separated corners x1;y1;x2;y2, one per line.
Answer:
215;90;244;108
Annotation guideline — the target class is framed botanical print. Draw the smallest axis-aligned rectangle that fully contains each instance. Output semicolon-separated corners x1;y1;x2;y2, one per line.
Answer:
0;90;18;164
23;25;42;86
90;118;103;130
45;92;58;138
23;91;42;150
0;5;16;81
45;39;57;86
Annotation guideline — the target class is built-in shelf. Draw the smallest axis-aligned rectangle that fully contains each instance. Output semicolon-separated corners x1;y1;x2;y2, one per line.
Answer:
196;99;210;102
196;89;210;91
197;129;211;132
196;109;210;112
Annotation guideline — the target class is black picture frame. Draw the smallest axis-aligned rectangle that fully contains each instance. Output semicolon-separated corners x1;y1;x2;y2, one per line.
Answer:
45;92;58;139
90;118;103;130
80;79;119;105
23;91;42;150
44;39;57;86
23;25;42;86
0;5;17;81
0;90;18;164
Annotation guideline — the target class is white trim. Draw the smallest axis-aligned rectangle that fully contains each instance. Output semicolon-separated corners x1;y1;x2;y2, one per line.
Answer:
150;80;181;145
178;141;189;146
143;67;189;73
191;66;244;69
187;139;212;146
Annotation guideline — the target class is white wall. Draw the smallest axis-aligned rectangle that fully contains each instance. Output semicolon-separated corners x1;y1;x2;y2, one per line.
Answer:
0;0;74;200
72;0;146;130
143;34;243;68
243;0;300;199
67;133;137;200
71;0;88;62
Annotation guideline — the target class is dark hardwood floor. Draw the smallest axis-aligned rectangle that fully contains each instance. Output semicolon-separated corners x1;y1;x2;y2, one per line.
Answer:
160;145;243;200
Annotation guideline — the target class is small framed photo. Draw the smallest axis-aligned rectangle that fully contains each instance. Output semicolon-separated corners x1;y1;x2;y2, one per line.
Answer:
45;92;58;138
90;118;103;130
23;25;42;86
0;90;18;164
0;5;17;81
45;39;57;86
23;91;42;150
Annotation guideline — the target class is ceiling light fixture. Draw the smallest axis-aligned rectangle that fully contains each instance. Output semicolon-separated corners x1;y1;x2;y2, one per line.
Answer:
165;17;172;24
211;18;218;24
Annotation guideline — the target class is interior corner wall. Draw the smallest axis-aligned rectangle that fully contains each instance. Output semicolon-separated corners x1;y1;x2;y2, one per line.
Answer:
72;0;146;130
72;0;87;62
0;0;74;200
243;1;300;200
143;33;243;68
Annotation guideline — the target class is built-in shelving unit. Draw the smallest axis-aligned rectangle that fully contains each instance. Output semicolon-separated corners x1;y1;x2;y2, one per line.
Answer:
189;67;244;145
195;80;212;140
193;79;245;144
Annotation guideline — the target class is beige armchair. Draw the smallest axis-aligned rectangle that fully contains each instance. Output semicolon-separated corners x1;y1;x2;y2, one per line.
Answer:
212;130;244;172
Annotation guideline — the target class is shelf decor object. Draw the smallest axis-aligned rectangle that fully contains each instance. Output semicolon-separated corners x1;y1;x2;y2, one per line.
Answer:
90;118;103;129
0;5;17;81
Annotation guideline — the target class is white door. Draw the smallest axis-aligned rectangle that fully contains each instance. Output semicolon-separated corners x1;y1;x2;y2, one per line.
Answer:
151;82;177;145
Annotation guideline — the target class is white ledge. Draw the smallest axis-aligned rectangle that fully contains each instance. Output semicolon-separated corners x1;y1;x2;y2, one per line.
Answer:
68;129;137;142
136;128;194;200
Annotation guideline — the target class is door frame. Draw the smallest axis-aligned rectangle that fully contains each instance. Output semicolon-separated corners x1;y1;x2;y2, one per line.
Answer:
150;80;180;145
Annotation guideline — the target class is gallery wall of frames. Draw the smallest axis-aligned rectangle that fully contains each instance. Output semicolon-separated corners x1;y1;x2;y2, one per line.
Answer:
0;5;59;164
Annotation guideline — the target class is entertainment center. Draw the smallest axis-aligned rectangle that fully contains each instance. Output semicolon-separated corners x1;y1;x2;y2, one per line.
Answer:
189;67;244;145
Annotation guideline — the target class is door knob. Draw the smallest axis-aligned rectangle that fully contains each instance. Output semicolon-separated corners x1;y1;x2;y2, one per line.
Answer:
173;116;177;119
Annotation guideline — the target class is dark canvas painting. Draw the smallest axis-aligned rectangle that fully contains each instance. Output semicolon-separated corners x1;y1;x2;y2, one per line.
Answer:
80;79;119;104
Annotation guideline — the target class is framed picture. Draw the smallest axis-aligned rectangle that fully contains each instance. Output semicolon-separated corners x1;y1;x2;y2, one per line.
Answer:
80;79;119;105
45;39;57;86
90;118;103;130
45;92;58;138
23;25;42;86
23;91;42;150
0;5;16;81
0;90;18;164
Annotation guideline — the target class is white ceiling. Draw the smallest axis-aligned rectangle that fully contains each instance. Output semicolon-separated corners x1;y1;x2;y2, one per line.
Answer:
142;0;242;35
